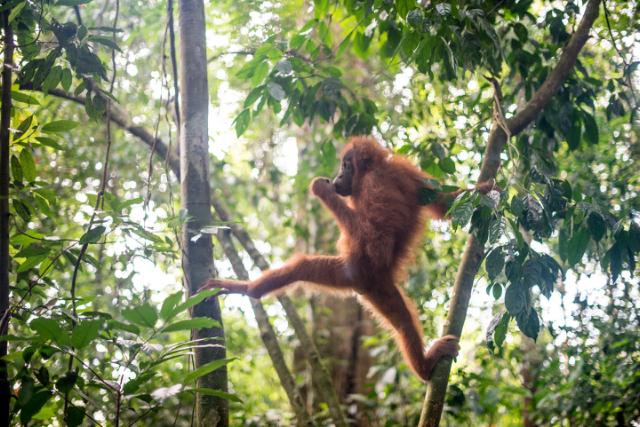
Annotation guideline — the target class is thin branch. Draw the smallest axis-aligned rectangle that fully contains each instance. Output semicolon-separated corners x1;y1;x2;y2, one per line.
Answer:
207;50;255;64
0;7;14;423
419;1;602;426
25;86;181;177
602;0;638;108
211;198;348;427
167;0;181;130
215;230;313;426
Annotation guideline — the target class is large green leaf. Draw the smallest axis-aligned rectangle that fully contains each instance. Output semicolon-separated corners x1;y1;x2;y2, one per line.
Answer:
184;358;235;384
30;318;69;345
41;120;79;133
162;317;221;333
71;320;101;349
122;303;158;328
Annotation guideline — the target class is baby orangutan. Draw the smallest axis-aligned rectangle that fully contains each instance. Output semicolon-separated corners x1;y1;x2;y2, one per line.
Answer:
204;136;495;381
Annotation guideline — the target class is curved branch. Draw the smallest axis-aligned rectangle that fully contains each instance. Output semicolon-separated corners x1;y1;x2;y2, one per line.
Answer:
419;1;602;426
29;87;181;178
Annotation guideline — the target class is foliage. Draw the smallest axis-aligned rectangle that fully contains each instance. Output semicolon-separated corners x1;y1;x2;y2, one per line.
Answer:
2;0;638;425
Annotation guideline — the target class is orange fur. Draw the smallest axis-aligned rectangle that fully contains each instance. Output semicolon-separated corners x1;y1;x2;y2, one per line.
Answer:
205;136;460;381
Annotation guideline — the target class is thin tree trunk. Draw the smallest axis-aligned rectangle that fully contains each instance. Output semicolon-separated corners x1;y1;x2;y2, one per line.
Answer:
216;230;313;426
419;1;601;426
212;199;348;427
177;1;227;425
0;8;14;424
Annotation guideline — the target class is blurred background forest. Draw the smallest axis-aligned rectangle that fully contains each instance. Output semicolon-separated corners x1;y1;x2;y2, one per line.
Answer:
1;0;639;426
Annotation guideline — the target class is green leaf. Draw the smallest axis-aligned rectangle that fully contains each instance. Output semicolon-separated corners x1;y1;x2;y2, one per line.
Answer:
11;155;22;182
516;309;540;340
57;0;93;7
71;320;101;349
567;227;590;266
30;318;69;345
587;212;606;242
8;2;26;23
290;34;306;50
494;312;509;348
492;283;503;300
65;405;85;427
486;311;509;351
234;108;251;137
505;284;526;315
42;66;62;92
171;289;220;318
55;371;78;394
17;115;34;137
267;81;286;101
122;303;158;328
123;372;155;395
19;149;36;182
407;9;425;28
11;90;40;105
61;68;73;92
244;85;264;108
160;291;184;321
629;222;640;252
582;112;599;145
79;225;106;244
438;157;456;174
41;120;79;133
162;317;221;333
251;61;269;86
20;389;52;424
417;187;438;205
182;387;243;403
35;136;64;150
485;247;504;281
435;3;452;15
35;366;50;386
449;193;473;228
489;215;505;244
513;23;528;42
87;35;122;52
107;320;140;335
184;358;235;384
17;254;47;273
566;110;581;150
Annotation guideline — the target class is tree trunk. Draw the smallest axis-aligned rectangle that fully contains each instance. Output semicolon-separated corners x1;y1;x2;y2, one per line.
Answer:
0;9;14;425
177;1;228;425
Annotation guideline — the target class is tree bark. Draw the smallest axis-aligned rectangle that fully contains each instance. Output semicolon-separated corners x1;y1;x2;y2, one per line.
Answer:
419;1;601;426
177;1;227;425
0;8;14;425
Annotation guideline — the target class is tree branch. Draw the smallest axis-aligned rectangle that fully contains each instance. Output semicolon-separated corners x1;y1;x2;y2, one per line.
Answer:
34;76;346;426
419;1;602;426
211;198;348;427
26;87;181;178
215;229;312;426
0;8;15;423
